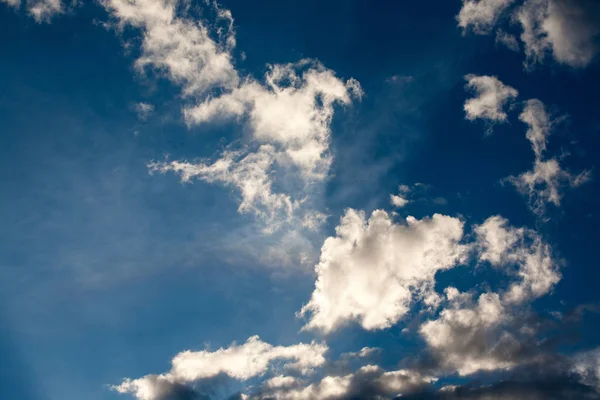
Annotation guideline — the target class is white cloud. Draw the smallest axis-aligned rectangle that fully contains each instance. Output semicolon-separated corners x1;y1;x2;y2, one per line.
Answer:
420;291;519;375
1;0;64;22
256;365;436;400
112;335;328;400
152;60;360;232
457;0;516;34
299;209;468;333
106;1;361;234
517;0;600;68
419;215;560;376
506;99;591;215
519;99;551;158
475;215;560;303
507;158;591;215
184;60;360;179
464;74;519;133
101;0;239;96
149;145;295;231
390;194;409;208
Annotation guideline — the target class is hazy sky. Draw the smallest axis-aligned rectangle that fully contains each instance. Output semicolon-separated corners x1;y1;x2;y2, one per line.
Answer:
1;1;600;399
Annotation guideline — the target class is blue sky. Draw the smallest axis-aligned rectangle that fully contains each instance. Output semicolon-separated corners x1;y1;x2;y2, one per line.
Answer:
1;0;600;399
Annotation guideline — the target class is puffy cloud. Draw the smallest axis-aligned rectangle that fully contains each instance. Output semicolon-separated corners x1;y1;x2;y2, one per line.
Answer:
505;99;591;215
475;215;560;303
184;61;360;179
420;291;521;375
299;209;468;333
100;0;239;96
112;336;328;400
517;0;600;68
152;60;360;232
107;0;361;233
253;365;436;400
464;74;518;133
390;194;409;208
457;0;516;34
1;0;64;22
418;216;560;376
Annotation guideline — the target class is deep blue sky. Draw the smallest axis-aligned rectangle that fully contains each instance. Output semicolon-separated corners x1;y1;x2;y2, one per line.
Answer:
1;1;600;399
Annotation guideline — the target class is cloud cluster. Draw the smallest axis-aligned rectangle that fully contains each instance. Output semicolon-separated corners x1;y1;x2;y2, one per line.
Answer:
505;99;590;215
463;74;519;133
458;0;516;34
112;336;328;400
252;364;436;400
0;0;64;22
104;0;361;233
458;0;600;68
299;209;468;333
419;215;559;376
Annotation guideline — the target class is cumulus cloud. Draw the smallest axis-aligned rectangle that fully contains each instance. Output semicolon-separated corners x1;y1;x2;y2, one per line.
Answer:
505;99;590;215
458;0;600;68
464;74;518;133
475;215;560;303
417;215;560;376
151;61;360;232
100;0;239;96
1;0;65;22
457;0;516;34
112;336;327;400
253;365;436;400
104;0;361;234
299;209;468;333
517;0;600;68
183;60;361;179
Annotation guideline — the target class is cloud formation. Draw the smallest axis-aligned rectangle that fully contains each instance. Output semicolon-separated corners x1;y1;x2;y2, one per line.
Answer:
105;0;361;233
299;209;468;333
112;336;328;400
464;74;519;133
458;0;516;34
458;0;600;68
505;99;590;215
1;0;64;22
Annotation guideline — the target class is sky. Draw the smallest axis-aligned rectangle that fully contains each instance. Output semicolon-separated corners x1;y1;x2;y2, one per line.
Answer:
1;0;600;399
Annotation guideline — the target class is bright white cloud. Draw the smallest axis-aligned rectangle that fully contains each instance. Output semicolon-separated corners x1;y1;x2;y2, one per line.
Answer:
390;194;409;208
184;60;361;179
101;0;239;96
112;335;328;400
420;291;516;375
109;0;362;234
457;0;516;34
419;215;560;376
299;209;468;333
475;215;560;303
464;74;518;132
506;99;591;215
517;0;600;68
